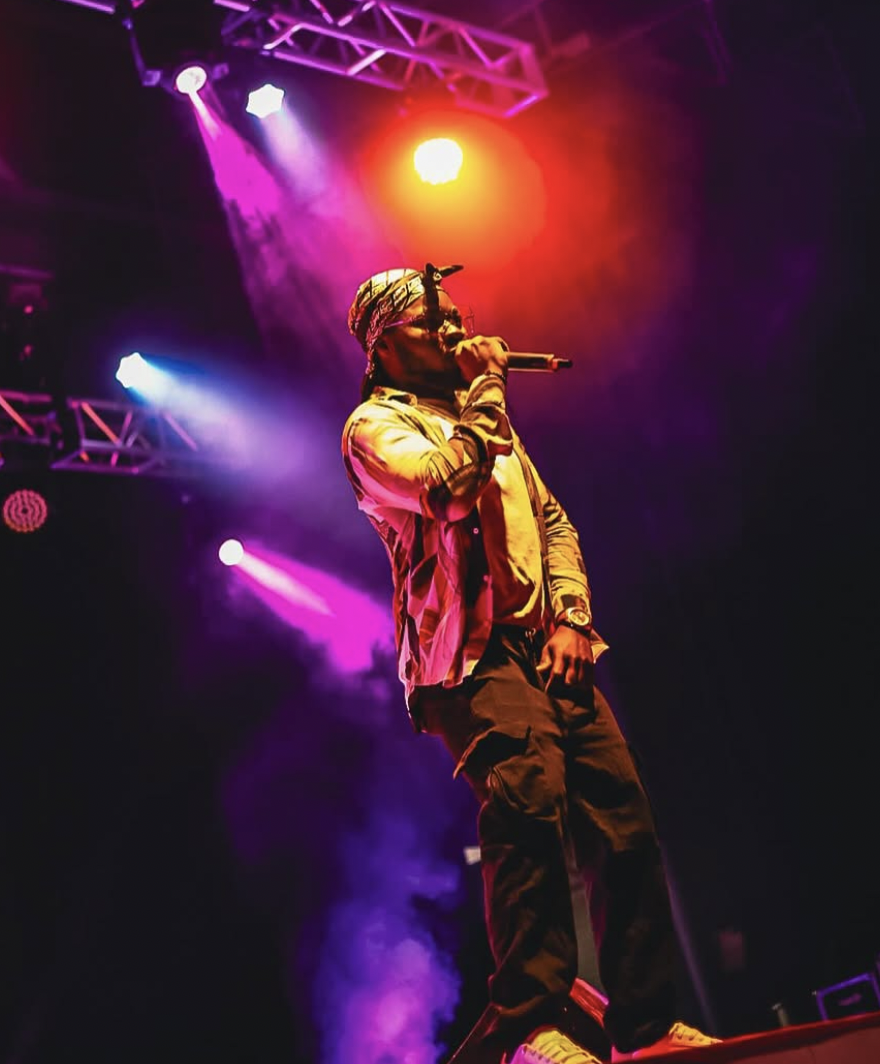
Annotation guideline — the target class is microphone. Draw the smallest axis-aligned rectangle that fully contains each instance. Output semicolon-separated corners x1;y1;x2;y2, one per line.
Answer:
506;352;573;372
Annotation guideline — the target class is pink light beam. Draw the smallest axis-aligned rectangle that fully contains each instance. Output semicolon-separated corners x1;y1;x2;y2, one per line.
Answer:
228;543;393;674
187;86;398;377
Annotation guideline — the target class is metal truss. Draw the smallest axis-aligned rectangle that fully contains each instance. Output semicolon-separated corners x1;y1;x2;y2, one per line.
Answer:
218;0;549;117
0;389;238;478
52;0;549;118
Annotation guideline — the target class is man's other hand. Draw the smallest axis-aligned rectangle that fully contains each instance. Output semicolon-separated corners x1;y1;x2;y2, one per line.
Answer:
537;625;595;691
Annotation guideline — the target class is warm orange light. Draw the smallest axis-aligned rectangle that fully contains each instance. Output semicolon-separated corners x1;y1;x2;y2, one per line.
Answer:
361;110;547;272
413;137;464;184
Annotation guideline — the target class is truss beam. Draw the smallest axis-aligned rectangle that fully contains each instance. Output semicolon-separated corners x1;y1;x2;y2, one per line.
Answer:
50;0;550;118
0;389;238;478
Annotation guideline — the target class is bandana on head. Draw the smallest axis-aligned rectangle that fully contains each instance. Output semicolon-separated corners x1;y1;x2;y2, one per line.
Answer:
347;262;464;363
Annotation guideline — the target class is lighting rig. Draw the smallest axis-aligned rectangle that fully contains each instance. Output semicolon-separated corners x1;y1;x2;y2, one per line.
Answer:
0;387;239;478
53;0;550;119
1;0;555;493
0;258;238;482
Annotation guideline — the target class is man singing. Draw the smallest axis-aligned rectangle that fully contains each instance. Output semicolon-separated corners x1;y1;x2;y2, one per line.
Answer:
341;263;718;1064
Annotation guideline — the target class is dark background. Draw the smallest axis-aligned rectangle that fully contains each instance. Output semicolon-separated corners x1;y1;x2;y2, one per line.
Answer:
2;0;879;1061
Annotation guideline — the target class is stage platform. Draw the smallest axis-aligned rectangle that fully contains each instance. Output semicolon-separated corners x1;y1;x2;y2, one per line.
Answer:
618;1011;880;1064
567;979;880;1063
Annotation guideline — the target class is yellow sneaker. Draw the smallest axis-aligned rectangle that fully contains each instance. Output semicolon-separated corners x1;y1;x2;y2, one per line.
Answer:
506;1027;606;1064
611;1022;720;1059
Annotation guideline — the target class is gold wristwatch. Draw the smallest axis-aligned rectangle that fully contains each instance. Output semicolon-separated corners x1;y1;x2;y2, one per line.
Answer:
556;604;592;633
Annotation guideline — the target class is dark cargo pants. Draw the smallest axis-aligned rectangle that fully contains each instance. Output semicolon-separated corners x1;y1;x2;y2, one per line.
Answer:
414;626;677;1061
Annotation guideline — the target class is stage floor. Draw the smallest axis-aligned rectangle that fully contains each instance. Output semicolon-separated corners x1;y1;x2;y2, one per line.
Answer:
626;1011;880;1064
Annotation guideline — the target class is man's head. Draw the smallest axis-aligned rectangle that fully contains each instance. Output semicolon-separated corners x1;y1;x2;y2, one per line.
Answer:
348;263;468;397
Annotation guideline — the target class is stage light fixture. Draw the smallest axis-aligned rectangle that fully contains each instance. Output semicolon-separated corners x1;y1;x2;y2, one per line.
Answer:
115;351;149;388
413;137;464;185
122;0;227;96
219;538;244;566
1;270;52;391
2;489;48;534
175;63;208;95
246;83;285;119
114;351;174;405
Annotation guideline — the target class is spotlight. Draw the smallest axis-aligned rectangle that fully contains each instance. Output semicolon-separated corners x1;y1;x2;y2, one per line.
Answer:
2;489;48;534
219;538;244;566
121;0;229;97
115;352;174;404
115;352;150;389
413;138;464;185
175;63;208;95
247;83;285;119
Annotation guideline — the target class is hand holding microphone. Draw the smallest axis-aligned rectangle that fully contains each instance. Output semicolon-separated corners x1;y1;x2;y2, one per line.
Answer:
453;335;510;384
454;335;573;383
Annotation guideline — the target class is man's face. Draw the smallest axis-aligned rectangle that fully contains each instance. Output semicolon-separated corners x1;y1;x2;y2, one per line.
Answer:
373;291;468;394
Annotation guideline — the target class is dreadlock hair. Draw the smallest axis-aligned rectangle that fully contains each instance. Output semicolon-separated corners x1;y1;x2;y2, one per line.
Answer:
360;352;390;401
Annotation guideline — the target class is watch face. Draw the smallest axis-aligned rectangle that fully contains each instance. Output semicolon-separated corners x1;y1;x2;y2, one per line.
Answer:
566;608;591;628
